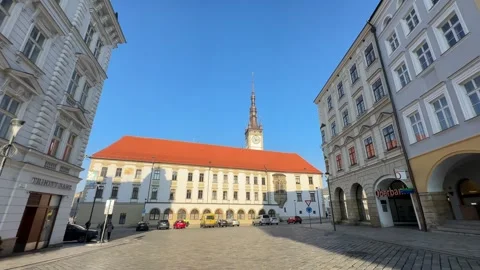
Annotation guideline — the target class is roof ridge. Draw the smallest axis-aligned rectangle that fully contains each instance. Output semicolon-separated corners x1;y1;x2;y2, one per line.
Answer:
122;135;298;155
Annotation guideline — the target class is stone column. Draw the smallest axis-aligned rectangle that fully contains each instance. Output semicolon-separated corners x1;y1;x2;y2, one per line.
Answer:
332;198;342;224
346;199;359;224
367;196;381;227
419;192;452;230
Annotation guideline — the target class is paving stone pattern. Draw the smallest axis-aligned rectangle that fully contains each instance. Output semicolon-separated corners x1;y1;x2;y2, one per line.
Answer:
5;226;480;270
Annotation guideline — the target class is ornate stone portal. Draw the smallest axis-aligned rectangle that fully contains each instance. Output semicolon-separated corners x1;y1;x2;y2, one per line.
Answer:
272;173;287;208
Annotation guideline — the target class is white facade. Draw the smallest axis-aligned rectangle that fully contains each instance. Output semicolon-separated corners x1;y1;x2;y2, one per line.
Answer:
79;159;323;226
0;0;124;255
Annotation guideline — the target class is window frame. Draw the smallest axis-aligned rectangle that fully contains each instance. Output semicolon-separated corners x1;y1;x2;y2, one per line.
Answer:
186;189;192;199
0;93;21;139
22;25;47;64
327;95;333;111
402;6;421;36
330;121;337;137
423;85;458;133
391;55;413;91
62;133;76;162
47;124;64;157
364;43;376;67
335;153;343;171
409;32;436;75
110;186;118;199
364;137;376;159
372;78;386;102
431;2;469;54
337;81;344;99
350;64;359;84
386;31;400;55
382;124;398;151
342;109;349;127
402;102;429;144
348;146;357;166
131;186;139;199
356;95;366;116
451;61;480;120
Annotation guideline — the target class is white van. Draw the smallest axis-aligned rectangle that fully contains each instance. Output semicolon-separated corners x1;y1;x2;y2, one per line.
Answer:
252;215;271;226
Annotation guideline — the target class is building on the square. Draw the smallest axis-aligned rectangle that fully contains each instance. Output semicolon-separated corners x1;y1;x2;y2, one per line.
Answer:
76;78;323;227
0;0;125;256
369;0;480;232
314;23;423;229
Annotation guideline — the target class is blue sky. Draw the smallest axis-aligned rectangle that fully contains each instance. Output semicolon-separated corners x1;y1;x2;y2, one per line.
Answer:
77;0;379;191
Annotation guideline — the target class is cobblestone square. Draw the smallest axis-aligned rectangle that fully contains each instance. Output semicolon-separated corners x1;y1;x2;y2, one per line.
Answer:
3;225;480;270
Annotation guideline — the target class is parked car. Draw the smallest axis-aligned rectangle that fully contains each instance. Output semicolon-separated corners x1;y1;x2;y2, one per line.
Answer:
63;224;97;243
157;220;170;230
217;219;228;227
252;215;271;226
173;220;187;229
227;219;240;227
200;213;217;228
287;216;302;224
270;217;279;225
136;221;149;231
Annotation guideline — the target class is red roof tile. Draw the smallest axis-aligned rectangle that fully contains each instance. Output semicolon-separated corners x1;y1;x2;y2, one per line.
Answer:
92;136;321;174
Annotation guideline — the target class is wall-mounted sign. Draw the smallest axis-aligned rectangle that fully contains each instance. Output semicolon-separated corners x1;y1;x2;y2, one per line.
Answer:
376;188;415;197
394;169;407;180
32;177;72;190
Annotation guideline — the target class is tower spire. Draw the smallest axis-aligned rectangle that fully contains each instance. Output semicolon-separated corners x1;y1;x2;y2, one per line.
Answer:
248;72;261;129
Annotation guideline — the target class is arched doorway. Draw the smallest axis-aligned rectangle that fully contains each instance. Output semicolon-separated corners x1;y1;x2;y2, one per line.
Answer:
375;177;418;227
268;209;276;217
203;209;211;215
237;210;245;220
163;209;173;220
226;209;234;219
190;209;200;220
149;208;160;220
258;209;266;215
457;179;480;220
215;209;223;220
177;209;187;220
337;188;348;220
352;184;370;221
248;209;255;219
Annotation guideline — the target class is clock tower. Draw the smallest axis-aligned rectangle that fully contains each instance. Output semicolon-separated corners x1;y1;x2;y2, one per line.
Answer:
245;73;264;150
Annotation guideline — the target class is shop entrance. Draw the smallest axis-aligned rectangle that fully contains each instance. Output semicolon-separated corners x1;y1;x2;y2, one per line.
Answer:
14;192;62;252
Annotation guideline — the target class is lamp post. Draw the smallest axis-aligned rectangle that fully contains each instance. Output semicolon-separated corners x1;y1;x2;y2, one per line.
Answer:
0;119;25;177
325;172;336;231
316;187;322;224
293;200;297;216
85;182;104;242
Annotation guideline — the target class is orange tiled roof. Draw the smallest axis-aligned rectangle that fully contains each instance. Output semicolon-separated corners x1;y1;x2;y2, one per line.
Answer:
92;136;321;174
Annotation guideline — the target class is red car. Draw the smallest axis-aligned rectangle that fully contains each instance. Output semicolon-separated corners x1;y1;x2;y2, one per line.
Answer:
173;220;186;229
287;216;302;224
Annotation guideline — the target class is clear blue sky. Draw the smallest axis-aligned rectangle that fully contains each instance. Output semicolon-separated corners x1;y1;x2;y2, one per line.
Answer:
77;0;380;191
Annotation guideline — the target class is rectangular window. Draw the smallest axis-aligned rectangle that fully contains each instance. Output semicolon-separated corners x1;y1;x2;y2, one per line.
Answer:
131;187;139;199
66;70;80;97
110;186;118;199
135;169;142;179
337;82;344;98
348;147;357;165
364;137;376;159
356;95;366;116
415;42;434;71
172;171;177;181
308;177;313;185
93;38;103;59
350;64;359;83
153;169;161;180
22;26;46;63
432;96;454;131
212;190;217;200
234;175;238;184
212;174;218;183
188;172;193;181
388;32;400;53
261;177;265;185
310;192;316;202
100;167;107;177
342;110;349;127
223;191;228;200
372;79;385;102
383;125;398;151
199;173;204;182
441;14;465;48
84;24;94;45
0;0;13;26
169;189;175;200
396;63;411;88
405;8;419;33
62;133;76;162
336;154;342;171
296;192;302;201
0;94;20;139
115;168;122;177
254;177;258;185
321;130;326;143
327;96;333;110
151;187;158;200
295;176;300;184
119;213;126;225
246;192;250;200
263;192;267;201
254;192;258;201
365;44;376;66
223;174;228;181
79;83;90;107
95;186;104;198
198;190;203;199
233;191;238;200
409;112;427;142
464;75;480;116
331;121;337;136
186;189;192;199
47;125;64;156
246;176;250;185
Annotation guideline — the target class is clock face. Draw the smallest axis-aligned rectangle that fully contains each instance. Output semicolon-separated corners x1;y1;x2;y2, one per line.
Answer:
252;135;260;144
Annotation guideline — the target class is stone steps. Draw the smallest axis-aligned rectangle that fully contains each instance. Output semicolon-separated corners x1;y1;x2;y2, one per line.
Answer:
433;220;480;236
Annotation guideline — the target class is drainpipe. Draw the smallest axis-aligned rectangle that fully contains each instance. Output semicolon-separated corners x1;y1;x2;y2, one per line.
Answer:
367;22;427;232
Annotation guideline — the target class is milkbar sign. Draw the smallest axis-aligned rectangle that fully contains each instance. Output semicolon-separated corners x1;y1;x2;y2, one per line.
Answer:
32;177;73;190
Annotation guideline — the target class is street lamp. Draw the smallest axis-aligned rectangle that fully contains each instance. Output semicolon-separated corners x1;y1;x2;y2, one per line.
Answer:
315;187;322;224
85;182;104;242
325;172;336;231
0;119;25;176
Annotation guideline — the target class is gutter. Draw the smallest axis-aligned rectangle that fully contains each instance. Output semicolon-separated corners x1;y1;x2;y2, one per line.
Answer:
367;22;427;232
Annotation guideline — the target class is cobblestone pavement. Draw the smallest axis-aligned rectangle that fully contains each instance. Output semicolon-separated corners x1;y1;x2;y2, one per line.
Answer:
3;225;480;270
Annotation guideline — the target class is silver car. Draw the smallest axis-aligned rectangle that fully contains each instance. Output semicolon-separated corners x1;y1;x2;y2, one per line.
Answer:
270;217;279;225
